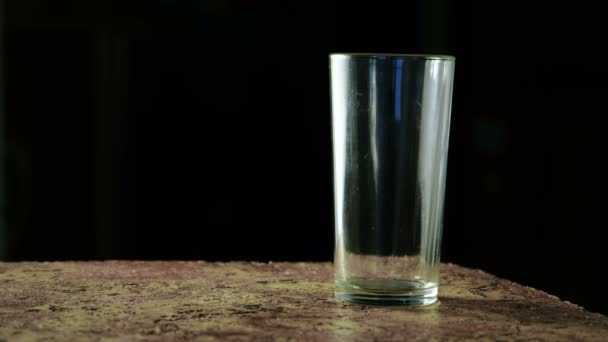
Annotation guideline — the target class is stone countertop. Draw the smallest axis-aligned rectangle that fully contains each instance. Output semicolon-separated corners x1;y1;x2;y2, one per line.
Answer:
1;261;607;341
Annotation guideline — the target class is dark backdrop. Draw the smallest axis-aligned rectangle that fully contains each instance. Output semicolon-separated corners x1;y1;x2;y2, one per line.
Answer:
2;0;607;314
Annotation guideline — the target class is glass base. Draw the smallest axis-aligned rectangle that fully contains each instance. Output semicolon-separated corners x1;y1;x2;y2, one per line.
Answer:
335;279;438;307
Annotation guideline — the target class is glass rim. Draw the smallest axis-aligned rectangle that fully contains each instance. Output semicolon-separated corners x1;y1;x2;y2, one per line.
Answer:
330;53;455;61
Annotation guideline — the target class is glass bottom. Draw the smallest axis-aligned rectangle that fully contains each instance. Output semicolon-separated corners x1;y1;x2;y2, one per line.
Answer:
335;279;438;307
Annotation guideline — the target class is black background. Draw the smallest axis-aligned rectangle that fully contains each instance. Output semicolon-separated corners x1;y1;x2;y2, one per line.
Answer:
2;0;607;314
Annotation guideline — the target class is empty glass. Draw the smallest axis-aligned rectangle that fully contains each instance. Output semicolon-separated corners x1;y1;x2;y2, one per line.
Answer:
330;53;455;306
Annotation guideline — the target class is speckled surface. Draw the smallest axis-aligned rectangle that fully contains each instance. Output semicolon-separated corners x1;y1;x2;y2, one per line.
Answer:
0;261;606;341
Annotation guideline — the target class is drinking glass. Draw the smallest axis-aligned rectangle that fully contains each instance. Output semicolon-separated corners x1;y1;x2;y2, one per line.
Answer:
330;53;455;306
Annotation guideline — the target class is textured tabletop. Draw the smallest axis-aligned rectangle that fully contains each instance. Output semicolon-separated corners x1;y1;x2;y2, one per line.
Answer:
1;261;607;341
